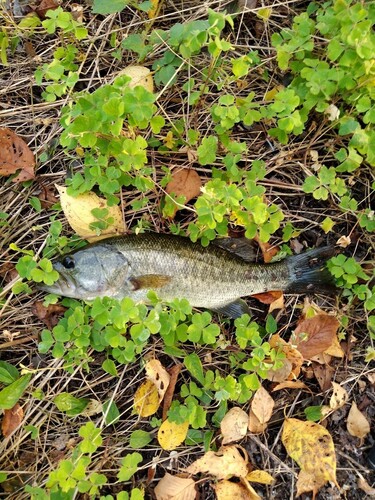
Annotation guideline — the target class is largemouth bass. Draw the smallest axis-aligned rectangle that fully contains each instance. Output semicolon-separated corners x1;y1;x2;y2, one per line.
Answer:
41;233;335;318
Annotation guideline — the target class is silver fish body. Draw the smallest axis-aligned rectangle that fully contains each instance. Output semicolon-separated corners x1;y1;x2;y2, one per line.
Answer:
42;233;334;318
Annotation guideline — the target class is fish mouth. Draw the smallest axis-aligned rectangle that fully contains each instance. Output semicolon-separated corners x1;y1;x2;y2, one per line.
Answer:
38;270;78;298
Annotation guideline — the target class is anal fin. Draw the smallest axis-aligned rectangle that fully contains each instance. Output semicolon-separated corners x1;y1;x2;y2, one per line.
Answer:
212;299;251;319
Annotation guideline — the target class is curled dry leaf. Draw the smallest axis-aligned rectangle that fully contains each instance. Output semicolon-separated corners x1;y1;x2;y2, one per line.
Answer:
0;128;35;182
1;403;23;437
165;169;202;218
145;359;170;402
272;380;309;392
282;418;338;498
157;419;189;451
32;301;67;330
347;402;370;444
269;334;303;381
215;479;260;500
292;314;340;360
186;445;248;480
251;386;274;425
336;235;351;248
251;290;283;305
246;469;275;485
221;407;248;444
329;382;348;411
134;379;159;417
248;409;267;434
56;186;124;242
312;362;335;392
118;65;154;92
154;473;197;500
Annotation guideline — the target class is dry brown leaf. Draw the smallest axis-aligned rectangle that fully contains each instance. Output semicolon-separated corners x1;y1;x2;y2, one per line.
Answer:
31;301;67;330
154;473;197;500
292;314;340;360
34;0;60;18
254;238;280;263
186;445;248;480
282;418;338;498
134;379;159;417
57;186;124;241
248;409;267;434
251;290;282;305
1;404;23;437
145;359;170;403
312;362;334;392
0;128;35;182
165;169;202;217
215;479;259;500
336;235;351;248
329;382;348;411
157;419;189;451
269;334;303;381
268;293;284;313
266;359;292;383
251;386;274;425
324;335;344;358
221;407;248;444
347;402;370;444
162;364;182;421
272;380;309;392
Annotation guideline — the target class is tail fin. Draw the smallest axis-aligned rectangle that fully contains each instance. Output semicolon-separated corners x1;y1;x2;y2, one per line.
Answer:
285;246;337;294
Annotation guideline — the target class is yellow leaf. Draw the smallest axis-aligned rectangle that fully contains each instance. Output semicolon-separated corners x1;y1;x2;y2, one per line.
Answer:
163;131;176;149
56;186;124;242
145;359;170;402
154;473;197;500
221;407;248;444
264;85;284;101
134;380;159;417
282;418;338;498
215;479;259;500
347;402;370;444
148;0;159;19
246;470;275;485
118;65;154;92
257;7;272;20
158;419;189;451
251;386;274;425
329;382;348;411
186;445;248;480
272;381;309;392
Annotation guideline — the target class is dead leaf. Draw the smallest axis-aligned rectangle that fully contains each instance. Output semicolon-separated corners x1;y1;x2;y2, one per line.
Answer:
34;0;60;18
0;128;35;182
162;364;182;421
145;359;170;403
324;335;344;358
154;473;197;500
269;293;284;312
254;238;279;263
246;470;275;485
158;419;189;451
148;0;159;19
252;290;283;305
2;404;23;437
248;409;267;434
165;169;202;217
347;402;370;444
282;418;338;498
251;386;274;425
292;314;340;360
221;407;248;444
269;334;303;381
32;301;67;330
329;382;348;411
186;445;248;480
38;183;59;209
240;479;261;499
266;359;292;383
215;479;259;500
336;235;351;248
358;475;375;496
118;65;154;92
57;185;124;242
134;379;159;417
272;381;309;392
312;362;334;392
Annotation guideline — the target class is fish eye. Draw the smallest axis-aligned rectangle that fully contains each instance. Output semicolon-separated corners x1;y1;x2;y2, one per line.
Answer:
62;256;75;270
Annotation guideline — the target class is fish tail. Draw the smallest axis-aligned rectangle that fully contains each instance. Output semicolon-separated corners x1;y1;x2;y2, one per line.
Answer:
285;246;337;294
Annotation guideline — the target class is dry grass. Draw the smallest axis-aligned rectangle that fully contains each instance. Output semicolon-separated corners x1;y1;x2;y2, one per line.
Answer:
0;0;374;498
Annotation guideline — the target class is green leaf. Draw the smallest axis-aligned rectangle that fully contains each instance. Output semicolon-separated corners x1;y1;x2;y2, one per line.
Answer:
117;452;143;482
197;136;218;166
184;353;205;385
54;393;89;416
102;359;118;377
92;0;130;14
103;400;120;425
304;405;322;421
79;421;103;453
129;430;152;449
0;361;19;385
0;374;32;409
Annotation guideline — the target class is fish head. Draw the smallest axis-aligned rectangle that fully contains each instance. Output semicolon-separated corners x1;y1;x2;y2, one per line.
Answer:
42;244;130;300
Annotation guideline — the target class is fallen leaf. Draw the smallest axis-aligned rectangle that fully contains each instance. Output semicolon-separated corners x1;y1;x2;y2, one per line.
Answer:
118;65;154;92
282;418;338;498
145;359;170;403
329;382;348;411
248;409;267;434
324;103;340;121
252;290;283;304
336;235;351;248
269;334;303;381
312;362;334;392
32;301;67;330
269;293;284;313
246;470;275;485
34;0;60;18
38;183;58;209
80;399;103;417
165;168;202;217
347;402;370;444
240;479;261;499
186;445;248;480
266;359;293;383
148;0;159;19
57;186;124;242
292;314;340;360
154;473;197;500
0;128;35;182
1;403;23;437
221;407;248;444
162;364;182;421
134;380;159;417
254;238;280;263
158;419;189;451
324;335;344;358
272;381;309;392
251;386;274;425
215;479;259;500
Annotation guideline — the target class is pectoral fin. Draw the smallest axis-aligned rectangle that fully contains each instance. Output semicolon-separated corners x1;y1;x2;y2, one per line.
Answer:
130;274;171;290
212;299;251;319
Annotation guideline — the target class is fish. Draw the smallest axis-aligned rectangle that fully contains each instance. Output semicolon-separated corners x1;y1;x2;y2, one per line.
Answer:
40;233;335;318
